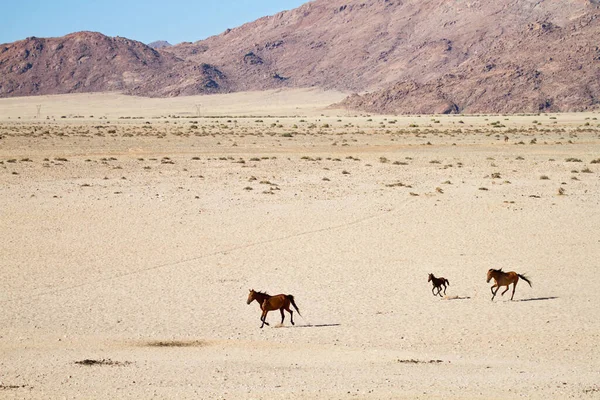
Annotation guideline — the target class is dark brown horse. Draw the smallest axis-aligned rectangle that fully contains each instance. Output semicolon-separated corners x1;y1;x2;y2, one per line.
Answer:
246;289;301;328
487;268;532;300
428;273;449;297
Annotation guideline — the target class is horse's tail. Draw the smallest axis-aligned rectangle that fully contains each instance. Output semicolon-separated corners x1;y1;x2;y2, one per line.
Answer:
518;274;532;287
445;279;450;286
288;295;301;317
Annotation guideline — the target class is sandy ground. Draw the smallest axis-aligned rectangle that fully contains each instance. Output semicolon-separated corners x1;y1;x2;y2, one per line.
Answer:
1;91;600;399
0;89;348;119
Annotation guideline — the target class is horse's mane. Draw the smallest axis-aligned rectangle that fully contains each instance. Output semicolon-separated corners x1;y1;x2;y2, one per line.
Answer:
256;290;270;296
490;268;504;273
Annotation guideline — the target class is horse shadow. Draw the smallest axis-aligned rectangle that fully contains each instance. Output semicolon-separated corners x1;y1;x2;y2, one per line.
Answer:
442;295;471;300
278;323;341;329
516;296;559;302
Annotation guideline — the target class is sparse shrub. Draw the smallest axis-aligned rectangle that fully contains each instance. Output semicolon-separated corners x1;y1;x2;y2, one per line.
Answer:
540;175;550;180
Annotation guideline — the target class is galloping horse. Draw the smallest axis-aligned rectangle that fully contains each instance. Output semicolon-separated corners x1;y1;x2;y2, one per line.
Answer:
487;268;532;300
428;273;450;297
247;289;301;328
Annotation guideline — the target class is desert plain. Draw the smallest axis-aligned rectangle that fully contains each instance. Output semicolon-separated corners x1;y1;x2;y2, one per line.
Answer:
1;89;600;399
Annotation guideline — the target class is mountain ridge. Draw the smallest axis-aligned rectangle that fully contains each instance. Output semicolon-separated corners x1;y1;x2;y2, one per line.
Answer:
0;31;227;98
2;0;600;113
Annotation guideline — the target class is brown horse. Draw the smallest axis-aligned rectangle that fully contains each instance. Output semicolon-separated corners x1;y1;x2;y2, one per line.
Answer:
428;273;449;297
246;289;301;328
487;268;532;300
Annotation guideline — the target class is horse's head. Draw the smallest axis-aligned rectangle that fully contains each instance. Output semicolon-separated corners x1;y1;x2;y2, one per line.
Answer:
247;289;256;305
428;273;433;282
486;269;494;283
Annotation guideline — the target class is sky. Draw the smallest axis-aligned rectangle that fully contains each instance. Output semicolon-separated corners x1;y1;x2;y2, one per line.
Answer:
1;0;309;45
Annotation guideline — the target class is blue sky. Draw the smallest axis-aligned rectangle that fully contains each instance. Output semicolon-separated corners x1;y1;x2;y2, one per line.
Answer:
2;0;308;45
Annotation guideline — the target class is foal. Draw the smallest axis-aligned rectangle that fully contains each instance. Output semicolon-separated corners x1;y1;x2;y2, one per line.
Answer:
428;273;450;297
246;289;301;328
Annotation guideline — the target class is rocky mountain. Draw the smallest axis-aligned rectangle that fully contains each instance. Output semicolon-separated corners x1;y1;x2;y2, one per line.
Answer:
2;0;600;113
0;32;226;97
148;40;172;49
165;0;600;113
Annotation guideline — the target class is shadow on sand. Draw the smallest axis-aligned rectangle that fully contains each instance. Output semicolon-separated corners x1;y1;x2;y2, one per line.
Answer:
278;323;341;329
442;295;471;300
517;296;559;302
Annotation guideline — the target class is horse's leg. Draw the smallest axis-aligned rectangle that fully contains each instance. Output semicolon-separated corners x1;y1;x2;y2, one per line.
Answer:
280;308;285;324
260;310;266;328
443;283;447;295
260;310;270;328
288;307;295;325
511;281;518;300
491;285;498;300
437;286;443;297
432;286;436;296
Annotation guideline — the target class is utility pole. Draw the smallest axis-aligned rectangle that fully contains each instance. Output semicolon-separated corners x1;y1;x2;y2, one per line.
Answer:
36;104;42;119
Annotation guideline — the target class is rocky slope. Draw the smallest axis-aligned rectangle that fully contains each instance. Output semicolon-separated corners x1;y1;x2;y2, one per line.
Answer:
166;0;600;113
148;40;172;49
0;32;226;97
